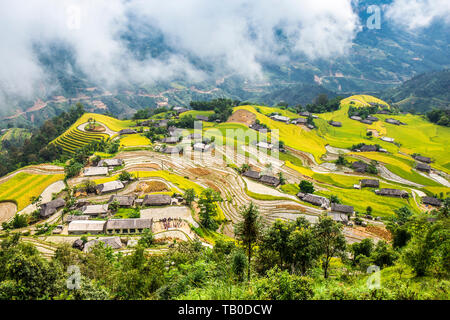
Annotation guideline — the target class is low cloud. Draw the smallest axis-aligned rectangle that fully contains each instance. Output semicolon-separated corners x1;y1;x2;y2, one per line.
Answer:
386;0;450;29
0;0;362;111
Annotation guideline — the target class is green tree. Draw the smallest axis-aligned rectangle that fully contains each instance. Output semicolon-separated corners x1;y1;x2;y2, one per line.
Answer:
232;250;247;282
183;188;196;207
299;180;315;194
314;214;347;278
234;202;262;281
198;188;222;231
138;229;155;248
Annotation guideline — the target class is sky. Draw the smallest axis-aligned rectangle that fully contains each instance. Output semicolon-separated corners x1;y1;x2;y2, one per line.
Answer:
0;0;448;110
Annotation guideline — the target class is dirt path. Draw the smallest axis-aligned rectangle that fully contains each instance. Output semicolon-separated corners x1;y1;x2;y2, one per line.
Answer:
78;122;117;137
0;164;64;185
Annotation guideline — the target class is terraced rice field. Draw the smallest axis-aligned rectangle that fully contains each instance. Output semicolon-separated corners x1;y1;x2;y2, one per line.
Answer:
0;172;64;210
51;127;109;154
120;134;151;147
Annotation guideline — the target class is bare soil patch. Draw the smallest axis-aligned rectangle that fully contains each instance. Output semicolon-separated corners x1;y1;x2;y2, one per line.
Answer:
188;168;211;176
227;109;256;126
205;181;220;193
365;225;392;241
135;181;169;193
0;202;17;223
275;204;306;212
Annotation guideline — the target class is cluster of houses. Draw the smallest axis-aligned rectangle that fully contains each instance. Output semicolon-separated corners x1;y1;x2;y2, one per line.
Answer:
242;170;281;187
350;115;379;125
269;112;315;129
412;154;433;174
84;158;124;177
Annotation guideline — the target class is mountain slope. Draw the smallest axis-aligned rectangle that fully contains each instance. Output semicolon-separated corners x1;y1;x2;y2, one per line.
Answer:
382;69;450;113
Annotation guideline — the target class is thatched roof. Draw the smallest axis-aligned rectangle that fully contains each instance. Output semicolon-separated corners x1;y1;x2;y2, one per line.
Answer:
328;212;349;223
329;121;342;127
161;136;179;144
422;196;442;207
293;118;308;124
105;218;152;231
96;181;125;194
108;195;135;207
259;175;280;187
385;118;400;125
350;116;362;121
143;194;171;206
65;215;90;223
83;237;122;252
299;111;311;117
360;179;379;188
331;203;354;214
161;146;181;154
119;129;137;135
98;159;123;167
81;204;109;215
375;188;409;198
193;142;212;152
68;220;106;234
413;155;432;163
196;115;209;121
352;161;369;172
360;145;378;152
40;198;66;218
84;167;109;176
296;192;306;199
367;116;379;121
302;194;330;208
243;170;261;180
271;115;290;122
416;163;431;172
360;119;373;125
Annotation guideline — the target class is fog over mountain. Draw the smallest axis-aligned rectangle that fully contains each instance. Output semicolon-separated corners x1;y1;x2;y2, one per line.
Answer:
0;0;449;122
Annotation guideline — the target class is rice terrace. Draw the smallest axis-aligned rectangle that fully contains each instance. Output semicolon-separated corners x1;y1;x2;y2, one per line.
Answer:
0;0;449;306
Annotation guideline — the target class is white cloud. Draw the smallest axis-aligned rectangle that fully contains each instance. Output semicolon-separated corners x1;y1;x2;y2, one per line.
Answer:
386;0;450;29
0;0;361;110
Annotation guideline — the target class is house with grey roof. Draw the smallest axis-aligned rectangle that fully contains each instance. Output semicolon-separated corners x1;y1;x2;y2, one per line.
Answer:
259;175;280;187
119;129;137;135
328;212;349;224
81;204;109;216
98;159;123;167
143;194;172;206
242;170;261;180
421;196;442;207
105;218;153;234
375;188;409;198
40;198;66;218
83;237;123;252
161;146;182;154
193;142;212;152
84;166;109;176
301;194;330;208
68;220;106;235
385;118;401;125
360;179;380;188
360;119;373;125
360;145;378;152
256;141;273;150
331;203;354;215
352;161;369;173
416;163;431;173
196;115;210;121
413;155;432;163
161;136;179;144
329;121;342;127
350;116;362;121
95;180;125;194
108;195;135;207
270;115;290;123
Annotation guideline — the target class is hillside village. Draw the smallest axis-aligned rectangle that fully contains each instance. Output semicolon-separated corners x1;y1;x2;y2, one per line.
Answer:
0;94;448;300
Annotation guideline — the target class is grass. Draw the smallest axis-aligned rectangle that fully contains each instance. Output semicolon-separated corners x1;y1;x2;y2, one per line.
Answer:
119;134;151;147
0;172;64;211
